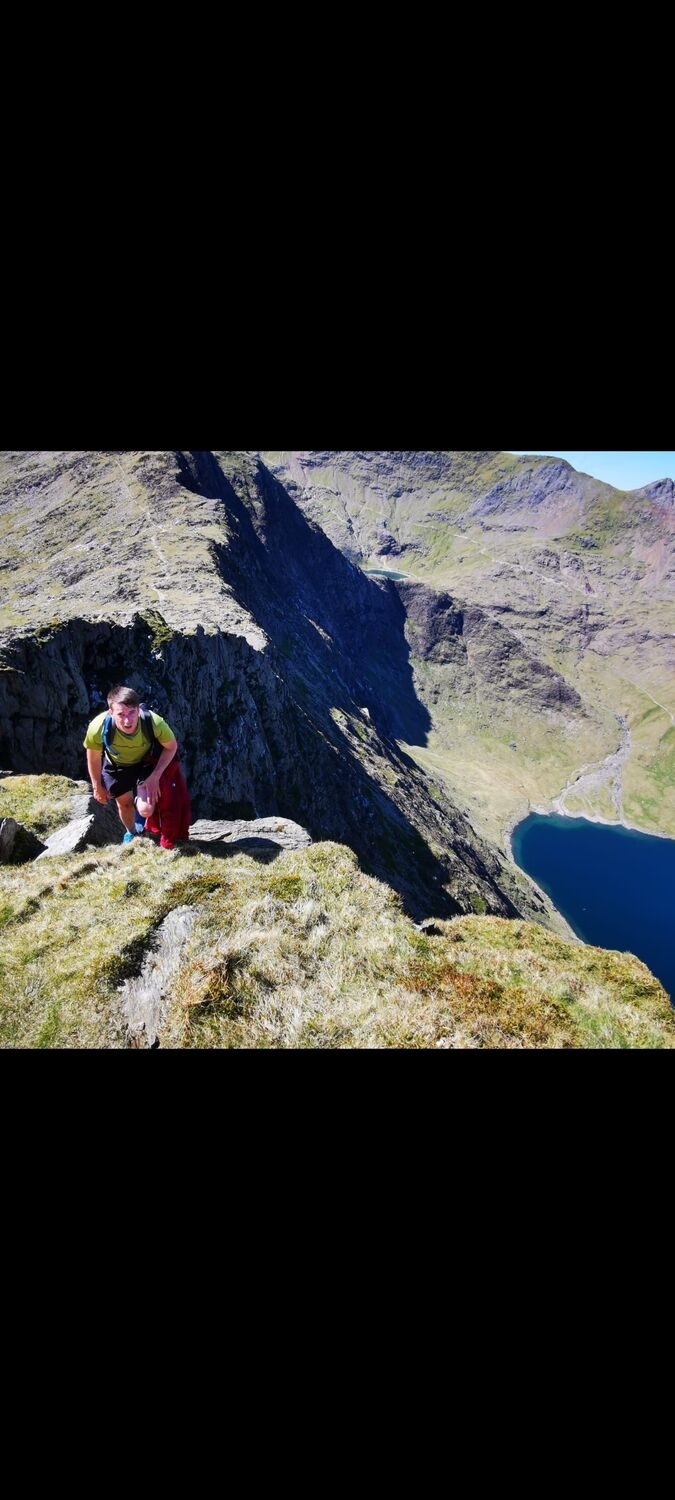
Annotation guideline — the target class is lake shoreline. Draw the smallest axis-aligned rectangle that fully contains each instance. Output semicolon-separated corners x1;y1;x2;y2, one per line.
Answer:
504;801;675;855
509;808;675;1002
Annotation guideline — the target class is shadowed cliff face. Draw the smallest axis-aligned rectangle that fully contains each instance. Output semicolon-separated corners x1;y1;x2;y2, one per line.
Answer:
0;449;562;925
398;582;582;713
0;618;287;819
174;450;432;744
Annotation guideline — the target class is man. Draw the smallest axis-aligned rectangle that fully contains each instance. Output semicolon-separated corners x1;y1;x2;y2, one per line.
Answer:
84;685;189;848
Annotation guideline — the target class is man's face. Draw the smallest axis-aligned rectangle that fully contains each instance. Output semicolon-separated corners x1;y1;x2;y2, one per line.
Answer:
111;701;140;734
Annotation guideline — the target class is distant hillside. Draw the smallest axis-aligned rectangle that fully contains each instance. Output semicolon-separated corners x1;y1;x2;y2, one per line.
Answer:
261;451;675;843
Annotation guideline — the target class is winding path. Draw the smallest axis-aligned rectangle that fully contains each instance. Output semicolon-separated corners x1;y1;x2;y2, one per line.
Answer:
633;687;675;727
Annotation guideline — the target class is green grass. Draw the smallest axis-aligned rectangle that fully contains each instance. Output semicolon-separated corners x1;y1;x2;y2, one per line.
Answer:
0;775;81;839
142;608;174;650
1;823;671;1049
646;728;675;790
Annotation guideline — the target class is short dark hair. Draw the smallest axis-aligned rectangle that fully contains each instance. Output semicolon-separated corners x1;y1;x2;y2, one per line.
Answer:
108;685;141;708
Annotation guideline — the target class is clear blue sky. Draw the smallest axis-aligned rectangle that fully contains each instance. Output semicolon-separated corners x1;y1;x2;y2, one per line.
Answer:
508;452;675;490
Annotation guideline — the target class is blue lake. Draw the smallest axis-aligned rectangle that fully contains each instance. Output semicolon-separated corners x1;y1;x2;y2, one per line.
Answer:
511;814;675;1002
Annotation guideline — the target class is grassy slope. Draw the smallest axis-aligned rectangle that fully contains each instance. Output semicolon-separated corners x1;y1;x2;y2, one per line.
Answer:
0;774;82;839
1;781;672;1049
420;529;675;839
434;480;673;830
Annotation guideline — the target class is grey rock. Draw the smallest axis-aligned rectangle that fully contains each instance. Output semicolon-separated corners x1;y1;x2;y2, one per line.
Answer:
638;477;674;507
0;816;18;861
0;816;46;863
69;792;124;843
37;815;100;858
37;795;125;859
121;905;195;1048
190;816;312;850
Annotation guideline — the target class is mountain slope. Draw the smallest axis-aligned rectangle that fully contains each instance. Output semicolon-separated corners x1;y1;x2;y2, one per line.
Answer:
261;450;675;841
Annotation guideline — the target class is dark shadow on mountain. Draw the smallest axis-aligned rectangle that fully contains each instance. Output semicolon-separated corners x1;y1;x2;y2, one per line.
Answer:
173;451;431;747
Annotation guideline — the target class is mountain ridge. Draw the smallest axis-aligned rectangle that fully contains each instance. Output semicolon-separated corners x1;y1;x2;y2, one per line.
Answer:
0;449;556;927
2;448;672;1048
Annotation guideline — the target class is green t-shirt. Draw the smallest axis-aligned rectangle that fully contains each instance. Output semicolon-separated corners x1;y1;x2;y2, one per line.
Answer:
83;710;175;767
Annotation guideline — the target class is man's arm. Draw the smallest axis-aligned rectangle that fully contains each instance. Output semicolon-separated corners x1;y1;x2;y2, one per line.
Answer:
86;748;109;804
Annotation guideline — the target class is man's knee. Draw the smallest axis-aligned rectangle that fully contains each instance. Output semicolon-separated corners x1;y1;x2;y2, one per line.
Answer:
116;792;134;813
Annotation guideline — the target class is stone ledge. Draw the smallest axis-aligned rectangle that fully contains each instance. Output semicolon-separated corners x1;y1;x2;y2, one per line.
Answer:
189;817;312;851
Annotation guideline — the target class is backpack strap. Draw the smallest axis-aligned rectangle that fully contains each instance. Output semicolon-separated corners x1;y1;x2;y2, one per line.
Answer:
101;714;116;765
139;707;164;763
140;705;180;765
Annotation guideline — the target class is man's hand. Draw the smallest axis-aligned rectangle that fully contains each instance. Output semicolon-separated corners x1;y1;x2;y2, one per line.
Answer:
92;784;110;805
142;776;161;804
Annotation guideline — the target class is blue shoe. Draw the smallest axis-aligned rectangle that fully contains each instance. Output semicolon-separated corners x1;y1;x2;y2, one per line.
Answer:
134;815;146;834
122;831;136;844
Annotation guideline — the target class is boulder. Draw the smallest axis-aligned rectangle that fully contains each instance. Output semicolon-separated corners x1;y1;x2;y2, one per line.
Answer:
0;816;47;863
122;905;195;1048
69;792;125;843
37;795;124;858
0;817;18;861
37;815;100;858
189;817;312;851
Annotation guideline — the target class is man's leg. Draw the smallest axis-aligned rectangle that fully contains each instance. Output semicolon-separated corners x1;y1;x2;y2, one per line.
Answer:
115;791;137;835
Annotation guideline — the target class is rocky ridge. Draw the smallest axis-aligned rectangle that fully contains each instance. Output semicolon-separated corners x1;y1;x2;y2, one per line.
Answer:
0;450;558;927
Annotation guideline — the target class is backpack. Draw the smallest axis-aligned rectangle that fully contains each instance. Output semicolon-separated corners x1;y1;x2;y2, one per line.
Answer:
101;704;163;766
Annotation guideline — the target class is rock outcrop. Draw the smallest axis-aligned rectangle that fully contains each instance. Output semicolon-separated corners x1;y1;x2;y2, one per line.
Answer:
189;817;311;851
122;906;196;1048
0;816;46;863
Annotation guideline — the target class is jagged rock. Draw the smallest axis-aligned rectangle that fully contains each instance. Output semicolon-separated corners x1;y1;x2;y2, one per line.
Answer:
0;816;46;863
36;794;125;858
37;815;101;858
399;582;582;711
0;816;17;860
121;906;195;1048
638;477;674;507
69;792;125;843
189;817;312;850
